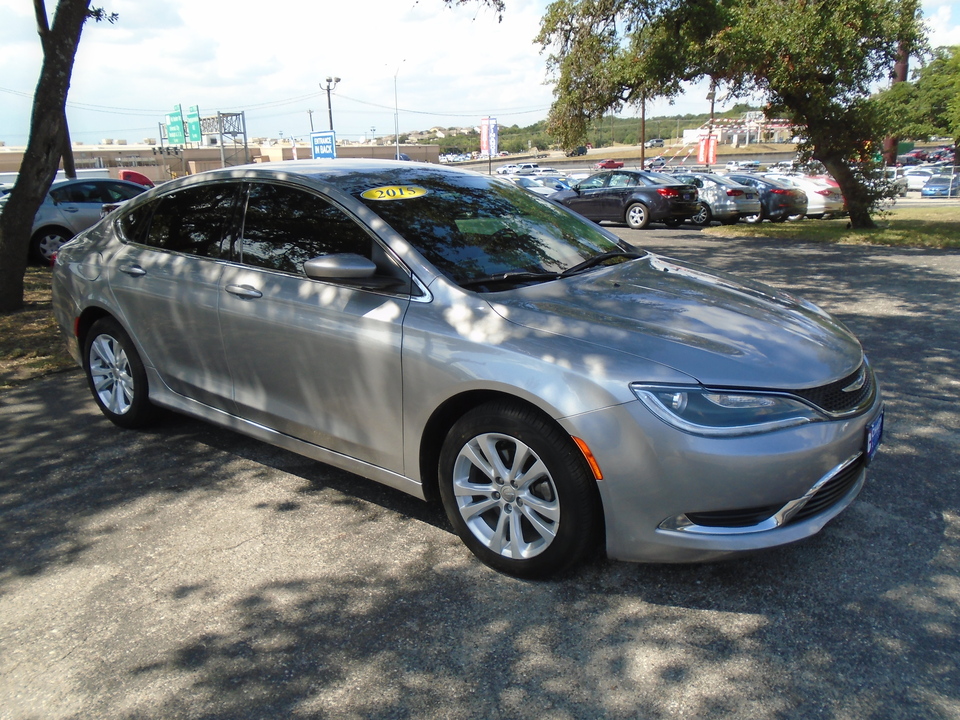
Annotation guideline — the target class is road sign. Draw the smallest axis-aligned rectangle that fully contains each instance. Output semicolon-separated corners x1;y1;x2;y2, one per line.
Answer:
165;105;185;145
186;106;202;143
311;131;337;159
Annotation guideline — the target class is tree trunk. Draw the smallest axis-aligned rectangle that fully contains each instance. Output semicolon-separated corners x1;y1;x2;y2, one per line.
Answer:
0;0;91;313
820;155;876;229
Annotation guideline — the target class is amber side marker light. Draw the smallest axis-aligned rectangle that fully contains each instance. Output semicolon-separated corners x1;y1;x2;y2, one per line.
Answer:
572;436;603;480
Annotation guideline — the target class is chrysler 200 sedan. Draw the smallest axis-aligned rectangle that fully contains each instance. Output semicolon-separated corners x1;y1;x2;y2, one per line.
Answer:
52;160;884;578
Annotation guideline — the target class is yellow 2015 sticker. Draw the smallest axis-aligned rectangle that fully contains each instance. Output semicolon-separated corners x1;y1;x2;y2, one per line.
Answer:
360;185;429;201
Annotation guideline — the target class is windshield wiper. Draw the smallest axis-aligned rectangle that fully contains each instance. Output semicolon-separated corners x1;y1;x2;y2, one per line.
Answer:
560;251;643;278
458;270;562;290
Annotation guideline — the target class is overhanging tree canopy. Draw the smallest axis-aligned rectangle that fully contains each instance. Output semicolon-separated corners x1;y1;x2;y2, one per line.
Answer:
537;0;926;228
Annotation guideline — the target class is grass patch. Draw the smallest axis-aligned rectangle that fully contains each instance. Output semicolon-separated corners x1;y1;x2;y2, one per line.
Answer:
705;203;960;248
0;267;75;389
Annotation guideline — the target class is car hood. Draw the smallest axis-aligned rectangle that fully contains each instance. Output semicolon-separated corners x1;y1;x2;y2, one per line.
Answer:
486;254;863;389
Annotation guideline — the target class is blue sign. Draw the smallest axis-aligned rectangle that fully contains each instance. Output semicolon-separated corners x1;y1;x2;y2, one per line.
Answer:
311;131;337;159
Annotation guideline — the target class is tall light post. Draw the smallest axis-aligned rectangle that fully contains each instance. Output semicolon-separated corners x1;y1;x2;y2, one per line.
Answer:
393;61;405;160
322;76;340;132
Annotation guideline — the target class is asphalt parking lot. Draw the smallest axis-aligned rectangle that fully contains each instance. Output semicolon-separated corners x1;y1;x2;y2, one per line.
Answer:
2;226;958;719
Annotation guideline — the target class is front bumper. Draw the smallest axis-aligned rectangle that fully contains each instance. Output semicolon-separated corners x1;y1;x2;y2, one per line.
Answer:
560;389;884;563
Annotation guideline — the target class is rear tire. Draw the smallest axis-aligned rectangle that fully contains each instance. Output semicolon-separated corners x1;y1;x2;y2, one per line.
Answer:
624;202;650;229
438;401;601;578
83;318;156;429
30;228;71;265
691;202;712;226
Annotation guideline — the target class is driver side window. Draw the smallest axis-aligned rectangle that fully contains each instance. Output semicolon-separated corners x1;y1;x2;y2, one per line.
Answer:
238;183;372;275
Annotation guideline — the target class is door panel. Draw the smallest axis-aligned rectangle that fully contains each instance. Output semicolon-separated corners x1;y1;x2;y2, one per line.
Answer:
219;181;410;470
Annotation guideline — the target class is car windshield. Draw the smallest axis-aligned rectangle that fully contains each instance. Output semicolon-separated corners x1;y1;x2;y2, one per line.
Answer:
340;167;633;287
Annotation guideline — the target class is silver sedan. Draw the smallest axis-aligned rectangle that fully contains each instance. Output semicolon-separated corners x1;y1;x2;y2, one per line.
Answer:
52;160;884;577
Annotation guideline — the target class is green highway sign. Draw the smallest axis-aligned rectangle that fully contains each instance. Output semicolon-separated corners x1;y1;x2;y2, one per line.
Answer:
186;105;202;143
165;104;185;145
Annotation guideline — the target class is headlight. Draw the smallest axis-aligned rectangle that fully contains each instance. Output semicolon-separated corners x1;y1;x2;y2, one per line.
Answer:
630;384;825;437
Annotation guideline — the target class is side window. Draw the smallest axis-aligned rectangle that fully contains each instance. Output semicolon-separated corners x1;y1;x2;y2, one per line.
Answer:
101;182;145;202
238;183;372;275
578;175;607;190
50;183;94;204
139;183;239;257
608;173;634;188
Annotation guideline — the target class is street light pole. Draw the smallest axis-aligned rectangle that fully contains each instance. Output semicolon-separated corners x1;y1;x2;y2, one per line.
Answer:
394;61;405;160
322;76;340;132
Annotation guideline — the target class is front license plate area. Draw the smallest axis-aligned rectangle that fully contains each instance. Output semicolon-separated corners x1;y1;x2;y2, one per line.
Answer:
865;409;884;462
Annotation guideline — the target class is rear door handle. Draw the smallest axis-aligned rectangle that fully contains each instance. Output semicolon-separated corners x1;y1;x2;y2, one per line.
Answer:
226;284;263;300
119;264;146;277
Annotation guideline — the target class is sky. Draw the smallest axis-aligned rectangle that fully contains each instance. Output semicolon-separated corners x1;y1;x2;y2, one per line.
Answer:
0;0;958;148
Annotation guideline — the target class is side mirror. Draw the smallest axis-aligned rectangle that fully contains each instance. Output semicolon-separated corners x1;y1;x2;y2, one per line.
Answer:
303;253;377;280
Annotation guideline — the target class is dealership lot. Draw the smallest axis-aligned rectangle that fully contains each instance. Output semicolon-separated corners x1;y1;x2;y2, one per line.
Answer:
1;228;958;719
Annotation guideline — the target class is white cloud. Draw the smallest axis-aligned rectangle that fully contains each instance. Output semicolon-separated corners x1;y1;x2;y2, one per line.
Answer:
0;0;956;147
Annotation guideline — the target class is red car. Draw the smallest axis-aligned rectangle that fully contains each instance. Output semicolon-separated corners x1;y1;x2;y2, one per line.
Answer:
593;159;624;169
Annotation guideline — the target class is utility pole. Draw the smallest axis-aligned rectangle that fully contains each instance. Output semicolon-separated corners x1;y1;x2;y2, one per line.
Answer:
322;77;340;132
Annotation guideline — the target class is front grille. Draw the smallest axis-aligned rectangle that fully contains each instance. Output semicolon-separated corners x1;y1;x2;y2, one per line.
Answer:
791;363;874;415
686;505;781;528
790;455;865;523
683;455;865;530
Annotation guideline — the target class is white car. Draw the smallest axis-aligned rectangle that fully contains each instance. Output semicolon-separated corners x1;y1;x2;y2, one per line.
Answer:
496;164;519;175
764;174;844;219
902;167;948;192
499;175;566;197
531;167;564;176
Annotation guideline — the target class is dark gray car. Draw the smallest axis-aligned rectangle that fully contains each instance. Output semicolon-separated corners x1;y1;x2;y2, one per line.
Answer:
51;160;883;578
550;170;700;229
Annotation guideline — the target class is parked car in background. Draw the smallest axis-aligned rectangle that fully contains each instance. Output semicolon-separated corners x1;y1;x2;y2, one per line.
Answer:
670;172;761;225
530;167;564;176
496;164;518;175
513;163;541;175
725;160;760;172
0;177;148;264
920;174;960;197
763;174;844;219
727;174;808;223
593;159;625;170
551;170;699;229
882;167;908;197
566;146;587;157
644;156;667;170
644;138;665;148
499;174;570;197
51;159;883;578
902;167;947;192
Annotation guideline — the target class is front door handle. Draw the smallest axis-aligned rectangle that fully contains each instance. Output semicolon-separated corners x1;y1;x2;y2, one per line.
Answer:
226;284;263;300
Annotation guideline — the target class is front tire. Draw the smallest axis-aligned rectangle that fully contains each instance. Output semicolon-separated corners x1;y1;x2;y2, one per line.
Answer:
624;202;650;229
83;318;156;429
744;208;764;224
438;401;601;578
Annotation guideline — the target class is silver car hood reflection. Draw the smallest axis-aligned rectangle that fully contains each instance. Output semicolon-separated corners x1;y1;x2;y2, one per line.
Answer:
486;254;863;389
